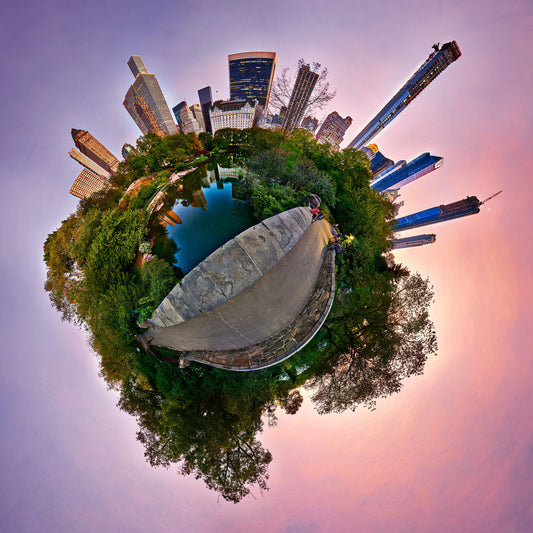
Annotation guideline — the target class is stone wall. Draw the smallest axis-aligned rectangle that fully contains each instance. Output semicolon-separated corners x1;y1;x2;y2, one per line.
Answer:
149;245;336;371
150;207;312;327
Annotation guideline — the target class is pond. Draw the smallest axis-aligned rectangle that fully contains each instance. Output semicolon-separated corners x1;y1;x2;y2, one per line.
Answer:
165;164;254;273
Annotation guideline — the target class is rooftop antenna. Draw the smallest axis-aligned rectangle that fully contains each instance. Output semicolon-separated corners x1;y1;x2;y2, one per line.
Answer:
480;190;503;205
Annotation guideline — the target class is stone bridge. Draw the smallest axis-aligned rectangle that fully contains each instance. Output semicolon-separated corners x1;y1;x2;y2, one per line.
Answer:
139;207;337;371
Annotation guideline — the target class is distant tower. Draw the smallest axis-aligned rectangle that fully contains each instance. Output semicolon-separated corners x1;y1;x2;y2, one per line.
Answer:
190;104;205;132
395;196;481;231
121;144;137;159
301;116;319;133
124;56;178;135
282;63;319;131
392;234;436;249
69;148;111;179
69;168;109;199
133;93;168;137
228;51;276;116
361;144;394;176
71;129;120;174
172;101;201;135
347;41;462;150
315;111;352;150
372;153;443;192
198;86;213;134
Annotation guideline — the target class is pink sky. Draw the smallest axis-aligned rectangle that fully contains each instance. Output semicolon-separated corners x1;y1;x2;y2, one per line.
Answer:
1;0;531;531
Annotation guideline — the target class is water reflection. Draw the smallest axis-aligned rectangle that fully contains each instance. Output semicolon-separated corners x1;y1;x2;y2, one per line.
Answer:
162;164;254;273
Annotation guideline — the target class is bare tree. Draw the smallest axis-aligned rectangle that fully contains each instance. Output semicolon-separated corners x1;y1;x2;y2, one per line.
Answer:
268;59;336;125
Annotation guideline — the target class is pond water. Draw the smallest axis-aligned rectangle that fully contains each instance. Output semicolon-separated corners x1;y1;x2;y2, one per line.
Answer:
165;165;254;273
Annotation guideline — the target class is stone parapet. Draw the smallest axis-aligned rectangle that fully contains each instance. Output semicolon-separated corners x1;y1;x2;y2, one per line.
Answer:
150;246;336;371
150;207;312;327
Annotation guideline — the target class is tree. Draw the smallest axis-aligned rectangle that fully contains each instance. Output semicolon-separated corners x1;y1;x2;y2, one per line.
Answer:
269;59;336;125
306;273;437;413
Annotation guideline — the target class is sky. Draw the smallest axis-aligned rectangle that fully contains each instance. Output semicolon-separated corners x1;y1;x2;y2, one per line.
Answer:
1;0;532;531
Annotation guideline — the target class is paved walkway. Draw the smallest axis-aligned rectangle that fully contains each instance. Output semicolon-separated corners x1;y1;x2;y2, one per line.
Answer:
141;219;334;355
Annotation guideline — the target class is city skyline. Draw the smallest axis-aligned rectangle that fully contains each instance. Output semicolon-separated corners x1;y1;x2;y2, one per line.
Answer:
1;1;530;531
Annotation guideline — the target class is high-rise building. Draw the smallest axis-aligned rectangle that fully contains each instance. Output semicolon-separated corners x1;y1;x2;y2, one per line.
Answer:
190;104;205;132
392;234;436;249
69;148;111;179
134;94;168;136
301;116;319;132
395;196;480;232
198;86;213;134
71;129;120;174
122;143;138;159
172;101;202;135
372;152;443;192
228;51;276;115
372;160;407;181
69;168;109;199
282;63;319;131
315;111;352;150
124;56;178;136
347;41;462;150
209;98;258;133
361;144;394;176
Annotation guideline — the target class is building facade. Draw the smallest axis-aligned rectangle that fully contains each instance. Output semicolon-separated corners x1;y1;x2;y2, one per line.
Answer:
209;98;258;133
68;148;111;179
122;144;138;159
198;86;213;134
282;63;319;131
69;168;109;199
190;104;205;132
372;152;443;192
301;116;319;132
228;51;276;115
392;234;436;249
172;101;202;135
315;111;352;150
347;41;462;150
134;94;168;136
395;196;481;231
123;56;178;136
71;129;120;174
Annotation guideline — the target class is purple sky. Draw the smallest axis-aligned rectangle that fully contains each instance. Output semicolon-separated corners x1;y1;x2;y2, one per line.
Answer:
1;0;532;531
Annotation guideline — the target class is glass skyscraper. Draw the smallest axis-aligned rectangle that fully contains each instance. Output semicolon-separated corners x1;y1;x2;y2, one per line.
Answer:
228;52;276;111
371;152;443;192
198;86;213;134
123;56;178;136
395;196;481;231
347;41;462;150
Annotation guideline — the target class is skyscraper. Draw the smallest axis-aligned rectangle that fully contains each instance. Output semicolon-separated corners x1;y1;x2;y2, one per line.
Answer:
190;104;205;132
68;148;111;179
71;129;120;174
282;63;319;131
172;101;201;135
134;94;168;137
315;111;352;150
301;116;319;132
198;86;213;134
69;168;109;199
228;52;276;114
347;41;462;150
371;152;443;192
395;196;481;232
392;234;436;249
124;56;178;135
